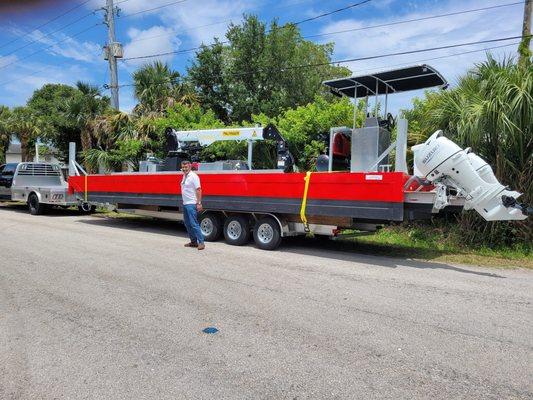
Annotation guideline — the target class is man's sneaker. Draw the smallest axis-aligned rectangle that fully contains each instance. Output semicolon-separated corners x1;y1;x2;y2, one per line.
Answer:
184;242;198;248
197;244;205;251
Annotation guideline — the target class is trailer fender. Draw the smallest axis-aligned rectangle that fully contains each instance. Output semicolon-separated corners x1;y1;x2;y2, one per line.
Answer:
252;213;287;237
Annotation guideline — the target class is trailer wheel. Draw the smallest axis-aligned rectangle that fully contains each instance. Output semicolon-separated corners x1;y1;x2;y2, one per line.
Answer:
253;217;282;250
223;215;251;246
199;212;223;241
28;193;46;215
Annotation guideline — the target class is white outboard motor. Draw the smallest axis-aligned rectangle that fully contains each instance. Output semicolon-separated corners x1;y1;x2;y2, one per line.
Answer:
465;149;499;184
413;131;528;221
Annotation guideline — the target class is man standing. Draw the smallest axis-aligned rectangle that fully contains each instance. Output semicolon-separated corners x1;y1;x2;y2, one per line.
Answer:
180;160;205;250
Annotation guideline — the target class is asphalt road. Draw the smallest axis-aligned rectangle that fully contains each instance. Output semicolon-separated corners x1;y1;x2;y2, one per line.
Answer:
0;204;532;400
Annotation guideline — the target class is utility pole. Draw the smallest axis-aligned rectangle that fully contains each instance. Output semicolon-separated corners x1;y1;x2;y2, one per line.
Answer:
519;0;532;66
103;0;122;109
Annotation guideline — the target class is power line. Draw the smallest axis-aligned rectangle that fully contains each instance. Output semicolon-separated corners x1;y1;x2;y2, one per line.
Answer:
0;67;50;86
121;0;374;61
125;0;319;45
306;1;525;39
0;1;136;88
120;0;520;61
128;20;232;44
349;41;520;75
0;0;134;58
294;0;372;25
117;0;188;19
0;23;102;71
0;11;97;58
300;35;529;72
114;35;529;88
8;40;515;91
118;0;317;21
0;0;94;51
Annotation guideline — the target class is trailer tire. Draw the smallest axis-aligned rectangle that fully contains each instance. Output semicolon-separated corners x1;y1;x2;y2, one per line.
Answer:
223;215;251;246
199;212;223;242
253;217;282;250
28;193;46;215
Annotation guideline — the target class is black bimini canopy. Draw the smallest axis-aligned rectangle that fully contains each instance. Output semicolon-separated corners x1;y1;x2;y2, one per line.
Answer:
323;64;447;98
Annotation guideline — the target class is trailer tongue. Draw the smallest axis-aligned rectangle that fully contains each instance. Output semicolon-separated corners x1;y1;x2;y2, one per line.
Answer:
68;65;528;250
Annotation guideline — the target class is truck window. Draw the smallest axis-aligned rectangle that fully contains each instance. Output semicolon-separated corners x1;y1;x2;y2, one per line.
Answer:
0;165;4;174
3;164;17;176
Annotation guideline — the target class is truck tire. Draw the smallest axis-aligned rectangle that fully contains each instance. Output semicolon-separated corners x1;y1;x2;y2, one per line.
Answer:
78;203;96;214
28;193;46;215
253;217;282;250
199;212;223;242
223;215;251;246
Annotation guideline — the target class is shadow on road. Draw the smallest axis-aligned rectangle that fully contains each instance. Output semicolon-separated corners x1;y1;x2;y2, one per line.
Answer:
77;215;504;278
79;214;189;237
0;202;84;217
282;237;504;278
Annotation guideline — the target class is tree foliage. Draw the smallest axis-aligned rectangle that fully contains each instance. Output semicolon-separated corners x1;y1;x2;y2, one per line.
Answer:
188;15;350;122
253;96;364;170
8;107;42;162
66;82;110;171
26;83;81;160
132;61;197;116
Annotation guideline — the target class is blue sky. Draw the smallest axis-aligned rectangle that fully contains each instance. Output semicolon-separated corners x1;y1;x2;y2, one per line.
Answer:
0;0;526;114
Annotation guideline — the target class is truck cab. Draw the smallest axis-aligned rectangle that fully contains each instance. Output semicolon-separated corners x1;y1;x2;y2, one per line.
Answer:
0;163;18;200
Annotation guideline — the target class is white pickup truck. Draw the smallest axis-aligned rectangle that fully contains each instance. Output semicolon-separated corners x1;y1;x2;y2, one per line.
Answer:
0;162;92;215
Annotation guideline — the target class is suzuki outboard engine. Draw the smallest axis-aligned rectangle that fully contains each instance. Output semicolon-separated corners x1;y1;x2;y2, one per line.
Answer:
413;131;528;221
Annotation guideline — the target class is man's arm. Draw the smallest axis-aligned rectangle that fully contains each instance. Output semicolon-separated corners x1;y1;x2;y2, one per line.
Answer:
194;171;203;211
196;187;202;203
196;188;202;211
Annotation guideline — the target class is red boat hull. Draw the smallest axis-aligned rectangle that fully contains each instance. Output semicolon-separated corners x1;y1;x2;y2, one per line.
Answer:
69;171;410;222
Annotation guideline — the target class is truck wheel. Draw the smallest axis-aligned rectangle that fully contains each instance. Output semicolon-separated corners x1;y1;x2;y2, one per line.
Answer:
253;217;282;250
78;203;96;214
223;215;251;246
199;212;223;241
28;193;46;215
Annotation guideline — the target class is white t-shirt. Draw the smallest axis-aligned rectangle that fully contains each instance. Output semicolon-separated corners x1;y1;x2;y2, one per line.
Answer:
181;171;201;205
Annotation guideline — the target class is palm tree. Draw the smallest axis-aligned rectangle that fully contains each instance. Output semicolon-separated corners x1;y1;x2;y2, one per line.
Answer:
66;82;110;172
133;61;196;115
0;106;11;162
9;107;42;162
82;110;156;173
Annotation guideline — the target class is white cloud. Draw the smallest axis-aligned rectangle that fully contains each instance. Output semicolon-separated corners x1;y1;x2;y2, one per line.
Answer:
7;27;102;63
122;25;182;67
159;0;252;45
0;54;18;69
89;0;171;17
89;0;254;45
0;61;94;107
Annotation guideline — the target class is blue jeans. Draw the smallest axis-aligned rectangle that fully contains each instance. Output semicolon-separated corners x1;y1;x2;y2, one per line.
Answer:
183;204;204;244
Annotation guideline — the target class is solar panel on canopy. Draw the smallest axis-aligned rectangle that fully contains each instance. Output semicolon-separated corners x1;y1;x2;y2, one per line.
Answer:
323;65;447;98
